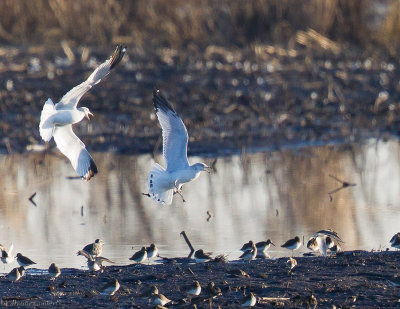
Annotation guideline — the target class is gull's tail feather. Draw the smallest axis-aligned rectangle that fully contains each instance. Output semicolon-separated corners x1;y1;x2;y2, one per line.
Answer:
148;163;173;205
39;98;56;142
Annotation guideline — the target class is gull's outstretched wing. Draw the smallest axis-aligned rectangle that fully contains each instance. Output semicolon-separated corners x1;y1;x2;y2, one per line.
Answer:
153;90;189;171
53;125;97;180
55;45;126;110
313;229;344;243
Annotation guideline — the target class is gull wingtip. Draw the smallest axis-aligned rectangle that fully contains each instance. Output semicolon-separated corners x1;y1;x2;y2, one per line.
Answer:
109;44;127;70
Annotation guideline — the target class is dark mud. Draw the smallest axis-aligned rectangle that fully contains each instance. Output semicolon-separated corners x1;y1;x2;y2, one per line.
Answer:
1;250;400;308
0;44;400;155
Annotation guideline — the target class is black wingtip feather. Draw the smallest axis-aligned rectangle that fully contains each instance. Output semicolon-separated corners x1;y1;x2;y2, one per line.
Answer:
109;44;127;70
84;159;98;181
152;89;177;114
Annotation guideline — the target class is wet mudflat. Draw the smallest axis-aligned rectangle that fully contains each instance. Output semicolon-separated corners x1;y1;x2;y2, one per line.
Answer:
0;44;399;155
1;250;400;308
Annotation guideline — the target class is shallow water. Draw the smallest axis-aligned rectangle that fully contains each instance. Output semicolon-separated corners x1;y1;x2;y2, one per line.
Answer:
0;137;400;272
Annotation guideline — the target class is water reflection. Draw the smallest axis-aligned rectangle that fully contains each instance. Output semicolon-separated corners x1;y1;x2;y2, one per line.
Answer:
1;138;400;271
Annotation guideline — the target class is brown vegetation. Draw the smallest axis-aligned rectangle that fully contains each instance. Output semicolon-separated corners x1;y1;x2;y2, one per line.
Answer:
0;0;399;54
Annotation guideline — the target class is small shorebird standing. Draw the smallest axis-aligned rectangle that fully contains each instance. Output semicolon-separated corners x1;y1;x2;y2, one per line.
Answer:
140;285;159;297
307;237;319;253
256;239;275;252
281;236;301;254
48;263;61;279
194;249;212;263
81;239;104;257
239;242;257;263
241;292;257;307
77;250;114;272
18;266;26;278
146;244;158;260
391;233;400;249
39;45;126;180
99;278;120;296
16;253;36;267
129;247;147;263
150;293;171;306
147;90;212;205
206;282;222;297
329;243;341;254
6;267;21;282
287;257;297;272
182;280;201;296
240;241;253;252
1;243;14;265
390;232;400;245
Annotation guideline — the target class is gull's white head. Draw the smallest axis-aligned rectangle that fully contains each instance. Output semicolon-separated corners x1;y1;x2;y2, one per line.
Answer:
192;163;212;173
79;107;94;120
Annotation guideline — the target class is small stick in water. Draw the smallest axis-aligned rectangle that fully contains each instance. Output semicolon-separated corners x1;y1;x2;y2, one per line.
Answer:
180;231;195;258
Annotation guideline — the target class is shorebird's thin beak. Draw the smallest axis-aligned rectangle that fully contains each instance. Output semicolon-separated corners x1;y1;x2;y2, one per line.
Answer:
271;242;276;247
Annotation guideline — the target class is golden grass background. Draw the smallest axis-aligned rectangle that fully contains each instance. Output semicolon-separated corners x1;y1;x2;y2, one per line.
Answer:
0;0;399;54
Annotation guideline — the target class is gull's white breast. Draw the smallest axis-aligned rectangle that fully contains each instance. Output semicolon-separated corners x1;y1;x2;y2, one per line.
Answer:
173;167;201;187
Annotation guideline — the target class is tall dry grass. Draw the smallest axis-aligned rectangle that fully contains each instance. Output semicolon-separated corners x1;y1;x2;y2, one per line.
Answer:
0;0;398;52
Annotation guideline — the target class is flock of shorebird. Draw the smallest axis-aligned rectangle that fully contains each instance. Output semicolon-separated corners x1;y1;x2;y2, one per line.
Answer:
1;229;400;305
38;44;211;206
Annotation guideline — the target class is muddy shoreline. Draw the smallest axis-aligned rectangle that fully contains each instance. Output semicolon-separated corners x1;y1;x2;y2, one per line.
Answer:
1;250;399;308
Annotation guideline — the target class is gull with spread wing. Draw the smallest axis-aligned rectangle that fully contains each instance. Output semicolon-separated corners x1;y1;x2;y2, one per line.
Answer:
148;90;212;205
39;45;126;180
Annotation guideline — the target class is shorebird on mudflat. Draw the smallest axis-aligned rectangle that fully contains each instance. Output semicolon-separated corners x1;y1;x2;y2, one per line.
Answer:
48;263;61;279
140;285;159;297
182;280;201;296
194;249;212;263
18;266;26;278
391;233;400;249
146;90;212;205
256;239;275;252
99;278;120;296
241;292;257;307
150;293;171;306
287;257;297;271
239;242;257;263
39;45;126;180
240;241;253;252
281;236;301;254
146;243;158;260
16;253;36;267
81;239;104;257
6;267;21;282
129;247;147;264
390;232;400;245
1;243;14;265
77;250;114;272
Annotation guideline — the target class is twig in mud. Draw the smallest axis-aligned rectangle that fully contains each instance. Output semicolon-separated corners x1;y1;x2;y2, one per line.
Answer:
180;231;195;258
259;297;290;303
187;267;195;277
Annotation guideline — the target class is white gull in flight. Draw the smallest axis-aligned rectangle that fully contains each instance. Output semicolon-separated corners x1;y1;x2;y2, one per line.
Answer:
39;45;126;180
148;90;211;205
